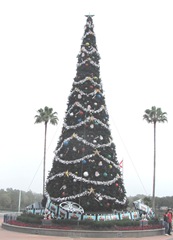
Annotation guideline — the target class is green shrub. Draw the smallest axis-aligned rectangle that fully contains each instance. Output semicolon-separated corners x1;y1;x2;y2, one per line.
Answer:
16;214;160;229
115;219;139;227
52;218;140;229
88;220;116;229
148;217;160;225
17;213;43;224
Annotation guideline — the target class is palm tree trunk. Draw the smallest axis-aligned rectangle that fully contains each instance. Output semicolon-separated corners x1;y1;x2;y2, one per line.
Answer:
43;122;47;196
152;122;156;213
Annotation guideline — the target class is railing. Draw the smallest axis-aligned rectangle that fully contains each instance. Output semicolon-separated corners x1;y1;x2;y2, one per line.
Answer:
3;212;21;223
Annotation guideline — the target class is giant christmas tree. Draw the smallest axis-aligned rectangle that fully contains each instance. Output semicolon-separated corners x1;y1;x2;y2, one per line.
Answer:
46;15;127;212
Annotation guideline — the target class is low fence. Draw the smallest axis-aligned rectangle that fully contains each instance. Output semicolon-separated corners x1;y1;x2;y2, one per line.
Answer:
3;212;21;223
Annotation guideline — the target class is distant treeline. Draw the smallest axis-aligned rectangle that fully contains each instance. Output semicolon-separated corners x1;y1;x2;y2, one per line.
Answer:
0;188;42;211
0;189;172;212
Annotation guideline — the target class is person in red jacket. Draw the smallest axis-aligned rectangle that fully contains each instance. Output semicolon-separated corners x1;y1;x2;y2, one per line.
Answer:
164;210;169;235
167;208;172;235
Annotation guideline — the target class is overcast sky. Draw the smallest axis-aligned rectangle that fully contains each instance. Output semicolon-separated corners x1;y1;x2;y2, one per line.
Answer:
0;0;173;197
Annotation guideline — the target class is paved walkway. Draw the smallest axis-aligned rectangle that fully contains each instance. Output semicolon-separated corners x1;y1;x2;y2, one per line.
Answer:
1;215;173;240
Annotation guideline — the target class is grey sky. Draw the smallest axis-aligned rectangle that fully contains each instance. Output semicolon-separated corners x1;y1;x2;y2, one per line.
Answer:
0;0;173;197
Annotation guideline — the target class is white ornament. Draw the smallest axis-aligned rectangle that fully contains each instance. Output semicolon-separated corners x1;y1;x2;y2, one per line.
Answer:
60;185;67;190
83;171;89;177
73;147;77;151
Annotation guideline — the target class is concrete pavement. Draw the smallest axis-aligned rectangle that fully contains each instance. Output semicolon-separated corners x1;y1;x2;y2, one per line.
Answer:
1;226;173;240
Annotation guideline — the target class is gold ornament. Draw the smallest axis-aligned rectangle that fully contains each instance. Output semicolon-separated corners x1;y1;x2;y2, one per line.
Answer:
64;170;69;177
95;89;100;93
94;149;100;155
72;133;77;138
88;187;95;194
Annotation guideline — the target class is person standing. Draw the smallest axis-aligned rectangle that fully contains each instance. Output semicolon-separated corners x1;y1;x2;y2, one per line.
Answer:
167;208;172;235
164;210;169;236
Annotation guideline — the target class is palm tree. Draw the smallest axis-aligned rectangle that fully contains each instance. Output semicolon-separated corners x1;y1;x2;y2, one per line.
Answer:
35;106;58;196
143;106;167;213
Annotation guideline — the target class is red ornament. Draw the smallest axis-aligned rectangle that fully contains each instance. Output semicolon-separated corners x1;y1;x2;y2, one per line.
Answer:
115;183;119;187
79;110;84;115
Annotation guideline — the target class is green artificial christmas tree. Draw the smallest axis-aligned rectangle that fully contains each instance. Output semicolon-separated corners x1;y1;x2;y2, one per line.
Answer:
46;15;127;212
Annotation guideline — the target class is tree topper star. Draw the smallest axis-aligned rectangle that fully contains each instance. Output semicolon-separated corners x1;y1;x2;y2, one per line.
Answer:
85;14;94;18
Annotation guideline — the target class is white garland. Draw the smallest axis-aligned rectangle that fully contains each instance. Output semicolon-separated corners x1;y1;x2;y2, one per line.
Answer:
55;153;93;164
74;76;101;87
57;133;112;151
54;151;120;170
45;189;126;205
47;171;119;186
83;30;95;39
71;87;102;97
77;58;99;68
85;21;94;29
80;46;98;55
68;102;107;114
63;116;109;130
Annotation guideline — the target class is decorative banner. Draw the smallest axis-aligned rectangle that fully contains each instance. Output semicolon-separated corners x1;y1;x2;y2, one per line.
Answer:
49;202;58;215
46;197;51;209
57;208;67;220
133;199;155;218
44;199;152;222
131;211;139;220
83;214;96;221
119;212;131;220
97;214;106;221
69;212;81;220
109;214;120;221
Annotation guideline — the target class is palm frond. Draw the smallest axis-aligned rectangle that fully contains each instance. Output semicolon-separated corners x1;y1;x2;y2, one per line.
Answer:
143;106;167;124
34;106;58;125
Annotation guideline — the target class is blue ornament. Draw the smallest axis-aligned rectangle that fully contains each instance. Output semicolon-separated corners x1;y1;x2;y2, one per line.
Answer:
64;141;69;146
96;94;101;98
